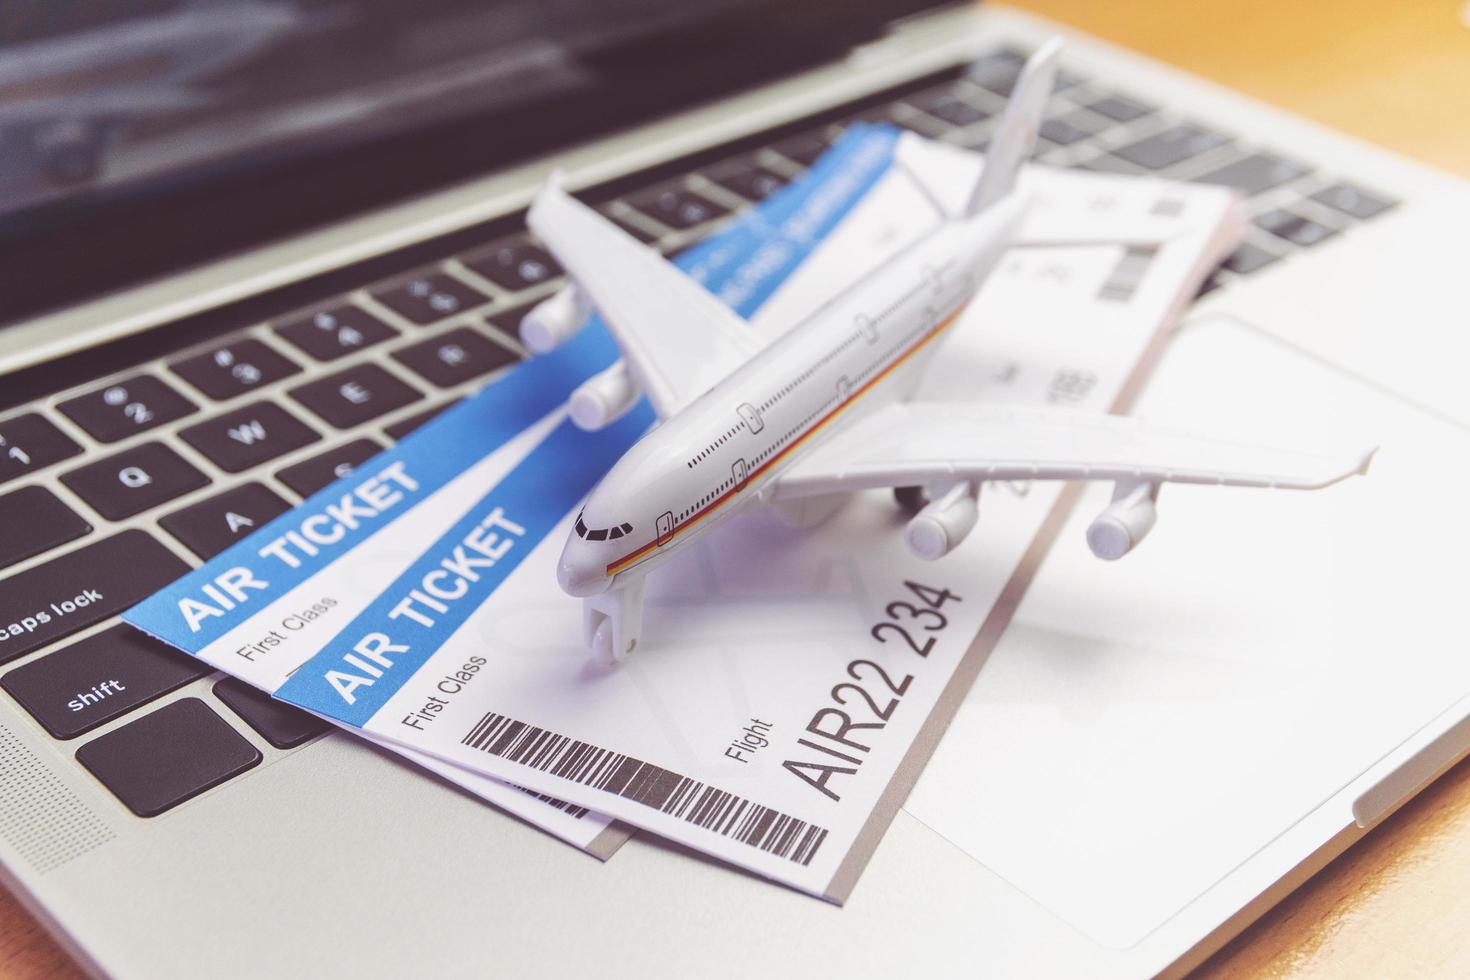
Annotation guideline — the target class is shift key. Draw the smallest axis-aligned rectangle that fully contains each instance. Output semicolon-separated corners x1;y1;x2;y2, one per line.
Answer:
2;624;208;739
0;531;190;666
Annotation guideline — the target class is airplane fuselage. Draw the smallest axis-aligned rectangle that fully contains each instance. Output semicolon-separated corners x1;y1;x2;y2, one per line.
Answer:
556;192;1027;598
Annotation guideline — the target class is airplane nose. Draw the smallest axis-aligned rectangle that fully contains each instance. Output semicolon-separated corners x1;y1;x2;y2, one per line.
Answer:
557;549;611;597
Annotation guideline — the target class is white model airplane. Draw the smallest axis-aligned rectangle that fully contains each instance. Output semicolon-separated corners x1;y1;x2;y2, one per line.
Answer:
519;40;1374;664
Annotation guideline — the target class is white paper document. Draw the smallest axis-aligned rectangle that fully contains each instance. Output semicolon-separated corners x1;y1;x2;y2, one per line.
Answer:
127;126;1242;898
904;312;1470;947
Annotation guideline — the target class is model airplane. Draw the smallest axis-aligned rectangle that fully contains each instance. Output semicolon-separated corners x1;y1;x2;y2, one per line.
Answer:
518;39;1374;664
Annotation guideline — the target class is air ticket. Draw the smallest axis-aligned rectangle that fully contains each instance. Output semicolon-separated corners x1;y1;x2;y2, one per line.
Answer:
127;126;1242;899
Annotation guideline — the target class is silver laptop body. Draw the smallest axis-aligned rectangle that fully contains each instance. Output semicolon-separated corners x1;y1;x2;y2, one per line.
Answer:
3;4;1468;976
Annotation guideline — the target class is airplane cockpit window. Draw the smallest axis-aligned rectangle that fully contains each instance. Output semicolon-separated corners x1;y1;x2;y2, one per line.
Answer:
574;513;632;541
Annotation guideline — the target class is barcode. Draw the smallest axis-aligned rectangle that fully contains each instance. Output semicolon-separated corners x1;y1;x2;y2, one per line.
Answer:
463;712;828;866
513;784;590;820
1097;245;1155;302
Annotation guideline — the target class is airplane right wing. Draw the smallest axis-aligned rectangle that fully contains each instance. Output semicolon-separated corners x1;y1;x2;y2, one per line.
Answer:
772;402;1372;560
526;179;763;420
773;402;1374;497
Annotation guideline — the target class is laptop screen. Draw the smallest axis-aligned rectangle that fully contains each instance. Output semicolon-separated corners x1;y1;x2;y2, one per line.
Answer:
0;0;941;325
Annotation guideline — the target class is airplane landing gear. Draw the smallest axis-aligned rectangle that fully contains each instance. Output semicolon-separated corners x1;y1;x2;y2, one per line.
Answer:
582;575;646;665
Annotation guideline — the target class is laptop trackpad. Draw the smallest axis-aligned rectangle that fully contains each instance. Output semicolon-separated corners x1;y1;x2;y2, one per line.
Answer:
903;313;1470;947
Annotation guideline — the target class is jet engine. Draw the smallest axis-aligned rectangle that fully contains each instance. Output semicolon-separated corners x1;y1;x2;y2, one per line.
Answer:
1085;481;1158;560
520;286;591;353
904;482;978;560
569;360;641;431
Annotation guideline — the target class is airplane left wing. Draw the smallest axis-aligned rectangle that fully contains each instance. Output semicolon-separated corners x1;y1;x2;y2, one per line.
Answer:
773;402;1374;497
527;179;763;419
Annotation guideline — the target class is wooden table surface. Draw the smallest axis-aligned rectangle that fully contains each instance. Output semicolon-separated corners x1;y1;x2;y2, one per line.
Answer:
3;2;1468;977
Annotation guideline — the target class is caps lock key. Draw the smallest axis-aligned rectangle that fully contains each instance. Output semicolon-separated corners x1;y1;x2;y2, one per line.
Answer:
0;531;190;665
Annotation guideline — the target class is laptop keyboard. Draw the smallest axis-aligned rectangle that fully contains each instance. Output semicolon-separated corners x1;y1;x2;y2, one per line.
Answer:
0;45;1398;820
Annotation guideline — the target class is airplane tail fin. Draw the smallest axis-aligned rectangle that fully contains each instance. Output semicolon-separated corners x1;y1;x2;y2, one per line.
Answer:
963;38;1062;218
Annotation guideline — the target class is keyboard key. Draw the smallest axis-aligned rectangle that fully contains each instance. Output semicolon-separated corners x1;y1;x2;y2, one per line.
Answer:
0;530;190;665
1039;116;1094;146
968;49;1026;96
1195;152;1311;195
486;303;533;341
769;131;832;167
905;82;965;111
1221;241;1282;275
1113;125;1230;170
170;338;300;402
385;401;458;441
844;104;904;127
704;158;788;202
626;185;730;230
289;364;423;429
974;58;1079;98
1256;209;1339;247
76;698;260;817
0;486;90;571
598;205;663;244
160;483;291;559
61;443;209;520
57;375;196;443
391;327;517;388
891;115;946;137
918;96;990;128
1054;70;1087;92
947;130;990;152
275;438;383;497
462;241;561;292
0;413;82;485
178;401;320;473
1078;154;1145;175
1085;93;1155;123
1310;182;1396;220
372;273;489;325
275;304;398;362
214;677;328;749
2;624;209;740
842;106;941;137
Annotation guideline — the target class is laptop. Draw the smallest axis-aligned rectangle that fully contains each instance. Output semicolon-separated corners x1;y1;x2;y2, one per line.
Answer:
3;1;1468;975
